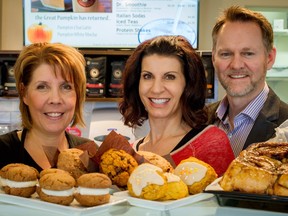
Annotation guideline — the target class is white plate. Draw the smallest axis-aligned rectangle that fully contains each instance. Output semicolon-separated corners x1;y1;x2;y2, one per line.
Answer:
205;177;223;191
113;190;214;211
0;189;127;216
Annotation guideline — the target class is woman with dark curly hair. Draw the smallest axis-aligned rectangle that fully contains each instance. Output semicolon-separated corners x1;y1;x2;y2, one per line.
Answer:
119;35;234;175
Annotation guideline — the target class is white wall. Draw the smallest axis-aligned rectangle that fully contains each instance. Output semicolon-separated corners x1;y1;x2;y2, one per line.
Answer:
0;0;23;50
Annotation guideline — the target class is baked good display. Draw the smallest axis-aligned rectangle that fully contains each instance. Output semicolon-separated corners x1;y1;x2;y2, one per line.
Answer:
0;163;39;197
137;150;174;173
99;148;138;187
127;163;168;200
159;172;189;201
37;170;76;205
219;155;278;194
219;142;288;196
174;157;217;195
74;173;112;206
57;148;88;180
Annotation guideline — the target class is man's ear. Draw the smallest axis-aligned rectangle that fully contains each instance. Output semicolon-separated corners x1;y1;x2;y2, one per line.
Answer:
267;47;276;70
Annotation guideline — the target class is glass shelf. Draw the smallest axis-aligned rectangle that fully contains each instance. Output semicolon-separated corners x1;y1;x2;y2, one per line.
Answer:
274;29;288;36
267;68;288;80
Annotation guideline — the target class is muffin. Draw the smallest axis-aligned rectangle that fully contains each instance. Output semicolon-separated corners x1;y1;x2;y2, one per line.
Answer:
99;148;138;187
137;150;174;173
57;148;88;179
0;163;39;197
37;171;76;205
174;157;217;194
159;172;189;200
74;173;112;206
127;163;168;200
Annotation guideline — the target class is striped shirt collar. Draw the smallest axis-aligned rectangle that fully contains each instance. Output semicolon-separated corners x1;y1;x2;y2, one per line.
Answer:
215;83;269;156
216;83;269;121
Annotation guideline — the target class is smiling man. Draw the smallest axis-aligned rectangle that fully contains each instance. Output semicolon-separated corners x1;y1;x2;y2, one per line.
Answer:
208;6;288;156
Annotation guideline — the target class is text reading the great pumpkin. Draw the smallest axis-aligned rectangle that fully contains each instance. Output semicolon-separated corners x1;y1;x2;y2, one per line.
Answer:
35;15;109;22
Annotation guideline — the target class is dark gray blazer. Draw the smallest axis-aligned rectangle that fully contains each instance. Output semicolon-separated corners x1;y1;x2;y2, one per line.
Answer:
207;87;288;150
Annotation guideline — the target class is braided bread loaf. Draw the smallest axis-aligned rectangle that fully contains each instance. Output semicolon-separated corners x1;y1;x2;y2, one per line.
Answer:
219;142;288;196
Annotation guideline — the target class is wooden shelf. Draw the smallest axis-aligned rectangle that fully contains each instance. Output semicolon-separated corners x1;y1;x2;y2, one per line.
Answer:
0;49;134;56
0;50;21;54
85;97;121;102
79;49;134;56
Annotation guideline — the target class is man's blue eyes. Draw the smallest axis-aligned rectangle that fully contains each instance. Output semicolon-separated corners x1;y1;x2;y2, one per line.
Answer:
219;52;254;57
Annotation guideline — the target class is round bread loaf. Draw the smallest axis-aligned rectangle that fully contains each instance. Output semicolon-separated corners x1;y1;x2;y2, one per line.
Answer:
219;142;288;196
37;171;76;205
57;148;88;179
127;163;168;200
0;163;39;197
74;173;112;206
174;157;217;195
137;150;174;173
99;148;138;187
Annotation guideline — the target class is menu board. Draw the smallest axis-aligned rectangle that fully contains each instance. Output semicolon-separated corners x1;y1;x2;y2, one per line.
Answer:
23;0;199;49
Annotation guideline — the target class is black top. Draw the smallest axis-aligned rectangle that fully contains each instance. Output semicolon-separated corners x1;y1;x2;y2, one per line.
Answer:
135;126;206;152
0;129;91;171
